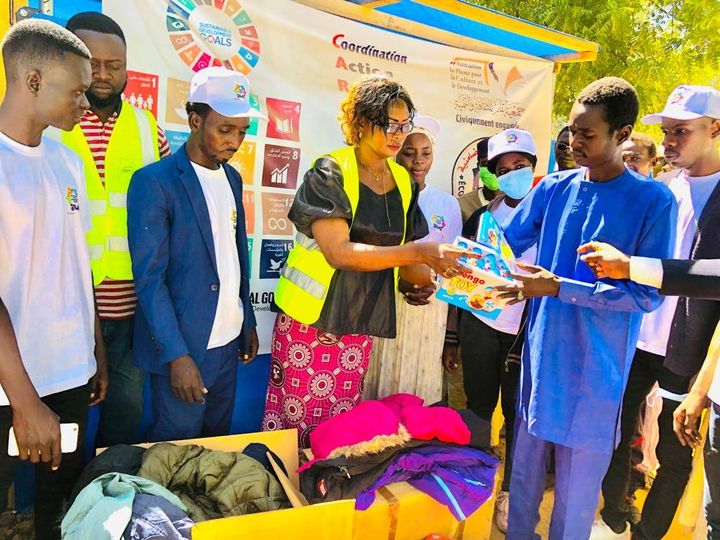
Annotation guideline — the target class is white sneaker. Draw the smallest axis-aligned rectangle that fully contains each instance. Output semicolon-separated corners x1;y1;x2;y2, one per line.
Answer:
589;518;630;539
494;490;509;533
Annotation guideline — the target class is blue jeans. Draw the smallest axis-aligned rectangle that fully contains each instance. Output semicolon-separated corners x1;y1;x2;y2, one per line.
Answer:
97;317;145;446
707;401;720;540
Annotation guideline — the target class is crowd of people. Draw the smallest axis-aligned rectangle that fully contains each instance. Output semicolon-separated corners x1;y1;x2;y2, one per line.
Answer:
0;10;718;540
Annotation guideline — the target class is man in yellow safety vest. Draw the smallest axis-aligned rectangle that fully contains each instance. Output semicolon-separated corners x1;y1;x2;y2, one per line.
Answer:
64;12;171;446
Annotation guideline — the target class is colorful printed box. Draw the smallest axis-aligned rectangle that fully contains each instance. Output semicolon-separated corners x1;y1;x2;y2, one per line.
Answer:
435;236;516;321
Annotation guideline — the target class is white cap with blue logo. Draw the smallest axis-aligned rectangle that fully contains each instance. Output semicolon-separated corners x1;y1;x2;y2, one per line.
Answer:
642;85;720;124
188;67;267;120
487;128;537;174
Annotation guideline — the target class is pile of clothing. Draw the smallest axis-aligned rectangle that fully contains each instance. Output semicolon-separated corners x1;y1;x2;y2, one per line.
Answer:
61;442;290;540
299;393;499;521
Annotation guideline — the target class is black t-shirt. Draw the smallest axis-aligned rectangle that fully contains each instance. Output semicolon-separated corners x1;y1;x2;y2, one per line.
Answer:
288;156;428;337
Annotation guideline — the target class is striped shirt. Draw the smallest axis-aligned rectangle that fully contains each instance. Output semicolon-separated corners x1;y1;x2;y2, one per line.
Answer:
80;104;171;320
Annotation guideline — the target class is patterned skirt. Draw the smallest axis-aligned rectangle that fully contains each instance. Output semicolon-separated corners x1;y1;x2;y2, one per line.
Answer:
261;312;374;448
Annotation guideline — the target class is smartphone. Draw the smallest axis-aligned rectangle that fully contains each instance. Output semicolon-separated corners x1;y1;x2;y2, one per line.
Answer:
7;423;79;457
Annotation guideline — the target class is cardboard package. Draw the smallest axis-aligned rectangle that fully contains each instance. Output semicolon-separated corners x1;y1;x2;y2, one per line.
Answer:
435;236;515;321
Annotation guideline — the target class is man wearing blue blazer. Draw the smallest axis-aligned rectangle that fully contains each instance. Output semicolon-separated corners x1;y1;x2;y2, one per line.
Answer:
127;67;262;441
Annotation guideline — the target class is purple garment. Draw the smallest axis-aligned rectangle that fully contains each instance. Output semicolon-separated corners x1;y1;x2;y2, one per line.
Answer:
355;445;499;520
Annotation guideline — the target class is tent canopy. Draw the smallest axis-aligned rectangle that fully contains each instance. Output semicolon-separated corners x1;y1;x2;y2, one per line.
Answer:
333;0;598;63
16;0;598;64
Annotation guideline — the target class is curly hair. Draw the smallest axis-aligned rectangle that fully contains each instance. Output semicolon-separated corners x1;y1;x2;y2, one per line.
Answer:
576;77;639;133
338;76;415;146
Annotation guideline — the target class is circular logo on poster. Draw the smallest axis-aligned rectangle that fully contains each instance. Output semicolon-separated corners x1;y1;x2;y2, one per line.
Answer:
165;0;260;73
451;138;484;197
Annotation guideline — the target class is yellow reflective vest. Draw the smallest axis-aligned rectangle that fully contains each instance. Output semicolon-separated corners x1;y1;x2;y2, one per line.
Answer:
275;146;413;325
61;103;160;285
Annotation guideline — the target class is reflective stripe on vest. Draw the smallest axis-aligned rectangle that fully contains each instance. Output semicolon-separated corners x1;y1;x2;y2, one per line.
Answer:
280;263;326;299
274;146;413;325
58;103;159;285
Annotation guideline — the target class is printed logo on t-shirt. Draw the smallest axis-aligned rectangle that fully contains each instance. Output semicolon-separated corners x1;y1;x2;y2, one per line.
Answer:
431;213;447;231
231;208;238;231
65;187;80;214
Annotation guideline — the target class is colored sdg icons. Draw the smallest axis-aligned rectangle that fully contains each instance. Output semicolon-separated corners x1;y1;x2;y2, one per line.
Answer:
262;144;301;190
123;71;159;118
266;98;301;142
165;0;260;74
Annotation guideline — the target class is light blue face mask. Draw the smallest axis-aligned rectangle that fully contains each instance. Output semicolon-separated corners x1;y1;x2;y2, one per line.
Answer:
497;166;534;199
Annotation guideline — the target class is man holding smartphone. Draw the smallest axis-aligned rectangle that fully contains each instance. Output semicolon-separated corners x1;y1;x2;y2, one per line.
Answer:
0;19;108;540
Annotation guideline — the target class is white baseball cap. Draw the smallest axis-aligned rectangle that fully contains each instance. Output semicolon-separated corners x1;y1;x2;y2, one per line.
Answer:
642;85;720;124
188;67;267;119
487;128;537;174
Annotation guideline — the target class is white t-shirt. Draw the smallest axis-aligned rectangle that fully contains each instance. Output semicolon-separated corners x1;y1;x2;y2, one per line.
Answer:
478;199;537;335
638;170;720;356
0;131;96;404
191;162;244;349
417;185;462;244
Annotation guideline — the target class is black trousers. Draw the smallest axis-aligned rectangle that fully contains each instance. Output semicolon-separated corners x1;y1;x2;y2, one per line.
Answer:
459;311;519;492
601;348;692;539
0;383;89;540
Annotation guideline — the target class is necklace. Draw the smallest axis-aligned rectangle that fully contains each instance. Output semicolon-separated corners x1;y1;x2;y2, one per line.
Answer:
358;154;386;183
356;150;392;228
380;171;391;228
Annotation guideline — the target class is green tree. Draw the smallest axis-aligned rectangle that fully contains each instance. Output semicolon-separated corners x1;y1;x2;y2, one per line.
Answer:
468;0;720;132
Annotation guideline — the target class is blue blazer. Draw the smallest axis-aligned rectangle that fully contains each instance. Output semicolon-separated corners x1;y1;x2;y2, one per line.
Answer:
127;144;256;375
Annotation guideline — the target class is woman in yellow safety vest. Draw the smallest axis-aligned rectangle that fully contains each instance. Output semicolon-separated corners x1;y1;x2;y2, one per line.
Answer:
264;76;472;447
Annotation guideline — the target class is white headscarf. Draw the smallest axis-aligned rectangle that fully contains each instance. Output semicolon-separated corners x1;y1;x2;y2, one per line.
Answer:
408;113;440;148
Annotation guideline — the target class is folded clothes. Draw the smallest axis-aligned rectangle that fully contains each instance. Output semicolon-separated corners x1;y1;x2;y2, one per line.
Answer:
123;493;194;540
399;405;471;445
355;445;499;520
61;472;186;540
305;400;411;466
71;445;147;503
301;393;474;473
300;440;427;503
137;442;290;521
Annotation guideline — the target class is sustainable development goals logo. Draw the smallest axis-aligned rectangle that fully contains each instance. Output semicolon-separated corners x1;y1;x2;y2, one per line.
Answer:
165;0;261;73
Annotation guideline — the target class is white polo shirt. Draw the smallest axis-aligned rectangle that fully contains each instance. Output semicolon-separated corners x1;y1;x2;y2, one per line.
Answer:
0;130;96;404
